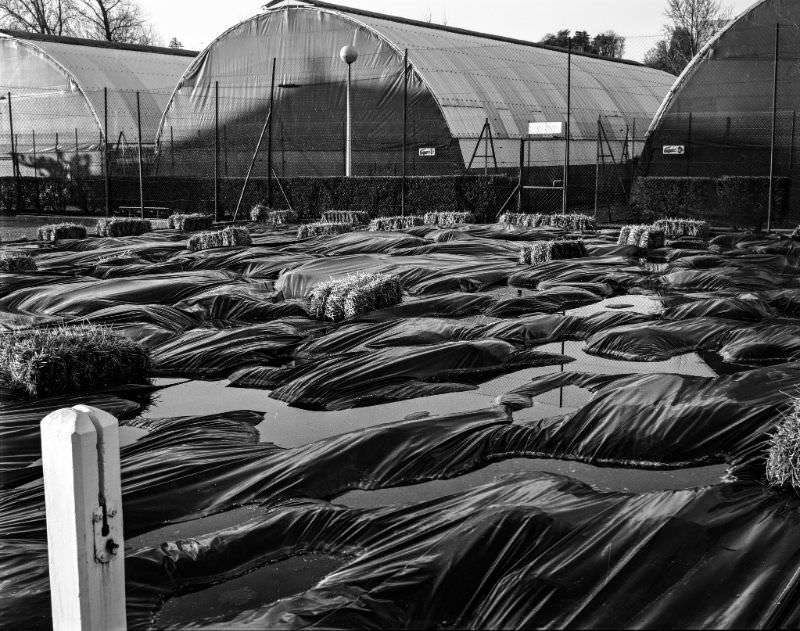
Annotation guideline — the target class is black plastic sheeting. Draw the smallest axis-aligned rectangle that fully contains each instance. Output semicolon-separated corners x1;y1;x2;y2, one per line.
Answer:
8;228;800;628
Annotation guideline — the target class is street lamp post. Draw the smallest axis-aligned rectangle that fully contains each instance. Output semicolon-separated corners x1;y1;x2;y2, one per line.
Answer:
340;45;358;177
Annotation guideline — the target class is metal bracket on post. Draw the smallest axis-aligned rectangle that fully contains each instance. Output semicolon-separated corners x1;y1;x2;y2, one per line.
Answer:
41;404;126;631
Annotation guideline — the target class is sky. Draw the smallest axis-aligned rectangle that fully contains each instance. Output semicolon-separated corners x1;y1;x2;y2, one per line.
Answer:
138;0;757;61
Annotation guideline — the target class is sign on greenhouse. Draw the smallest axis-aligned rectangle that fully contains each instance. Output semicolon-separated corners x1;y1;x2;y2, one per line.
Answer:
663;145;686;155
419;147;436;157
528;121;564;137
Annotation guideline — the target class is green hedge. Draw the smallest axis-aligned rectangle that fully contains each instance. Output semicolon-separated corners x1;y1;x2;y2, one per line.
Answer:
631;176;791;229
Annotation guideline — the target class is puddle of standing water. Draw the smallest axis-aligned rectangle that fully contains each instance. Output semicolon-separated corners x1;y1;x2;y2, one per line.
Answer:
144;378;499;448
336;458;729;509
154;554;348;630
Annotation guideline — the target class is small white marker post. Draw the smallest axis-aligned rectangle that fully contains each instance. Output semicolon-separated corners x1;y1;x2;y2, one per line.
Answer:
40;405;127;631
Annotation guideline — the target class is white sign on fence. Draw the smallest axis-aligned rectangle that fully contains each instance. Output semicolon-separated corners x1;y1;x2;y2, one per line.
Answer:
528;121;564;137
663;145;686;155
418;147;436;157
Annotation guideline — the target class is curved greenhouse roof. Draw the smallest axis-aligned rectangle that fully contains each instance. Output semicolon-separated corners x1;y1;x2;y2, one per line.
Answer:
0;30;195;176
157;0;676;177
642;0;800;179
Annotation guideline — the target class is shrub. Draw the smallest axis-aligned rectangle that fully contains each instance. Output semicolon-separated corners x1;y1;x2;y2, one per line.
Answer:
169;213;214;231
368;215;425;231
423;211;475;226
499;213;595;231
309;272;402;321
652;217;710;239
321;210;370;224
0;324;150;398
250;204;298;224
766;400;800;491
187;226;252;252
630;177;716;223
37;223;87;242
618;225;665;249
716;176;790;230
95;218;152;237
519;239;587;264
0;252;37;273
297;222;354;239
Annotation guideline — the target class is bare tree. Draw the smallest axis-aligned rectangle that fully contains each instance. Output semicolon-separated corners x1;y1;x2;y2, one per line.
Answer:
74;0;155;44
0;0;75;35
645;0;731;73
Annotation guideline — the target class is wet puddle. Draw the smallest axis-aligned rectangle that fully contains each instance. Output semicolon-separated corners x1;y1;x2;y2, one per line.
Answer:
336;458;729;508
154;553;347;629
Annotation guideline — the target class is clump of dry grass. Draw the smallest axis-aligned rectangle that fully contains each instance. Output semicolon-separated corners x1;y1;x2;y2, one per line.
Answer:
0;324;150;398
321;210;369;224
652;218;710;239
309;272;402;321
423;211;475;226
766;400;800;491
169;213;214;231
187;226;252;252
618;225;666;249
519;239;587;264
37;223;87;241
499;213;595;231
95;218;152;237
297;222;354;239
96;249;137;265
368;215;425;231
0;251;37;273
250;205;298;224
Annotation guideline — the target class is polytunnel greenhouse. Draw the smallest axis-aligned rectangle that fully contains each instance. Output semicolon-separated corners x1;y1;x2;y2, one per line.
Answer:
0;30;196;177
642;0;800;180
156;0;676;178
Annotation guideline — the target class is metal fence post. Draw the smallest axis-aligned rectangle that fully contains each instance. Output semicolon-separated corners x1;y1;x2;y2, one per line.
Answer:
562;37;572;215
41;405;126;631
7;92;21;211
401;48;408;216
104;87;110;218
214;81;220;222
767;22;780;233
136;91;144;219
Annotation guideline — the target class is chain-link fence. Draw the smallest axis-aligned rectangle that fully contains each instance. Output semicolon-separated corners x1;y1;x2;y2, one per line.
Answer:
0;82;648;221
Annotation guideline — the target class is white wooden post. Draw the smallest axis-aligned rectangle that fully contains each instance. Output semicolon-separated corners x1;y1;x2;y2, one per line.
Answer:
40;405;127;631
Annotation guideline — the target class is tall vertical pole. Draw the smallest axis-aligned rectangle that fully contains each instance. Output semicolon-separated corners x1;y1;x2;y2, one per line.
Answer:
170;126;174;172
7;93;20;212
214;81;220;222
103;87;110;218
401;48;408;216
32;129;39;212
562;38;572;215
136;91;144;219
267;57;276;207
767;22;780;233
594;116;601;218
517;137;524;212
345;63;352;177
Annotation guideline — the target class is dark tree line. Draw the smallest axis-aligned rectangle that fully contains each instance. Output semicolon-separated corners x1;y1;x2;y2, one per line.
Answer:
539;28;626;58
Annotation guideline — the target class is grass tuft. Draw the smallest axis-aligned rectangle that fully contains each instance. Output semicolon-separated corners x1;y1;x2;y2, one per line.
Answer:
519;239;587;264
95;218;152;237
169;213;214;232
0;324;150;398
320;210;369;224
297;222;354;239
250;205;298;224
0;251;37;273
766;400;800;492
187;226;252;252
309;272;402;321
368;215;425;231
37;223;87;242
618;225;666;249
423;211;475;226
652;218;710;239
499;213;595;231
